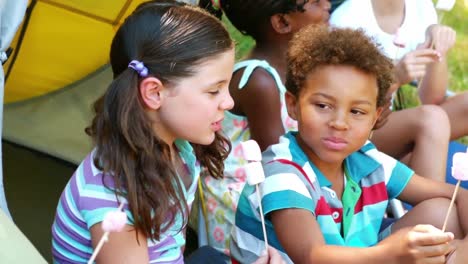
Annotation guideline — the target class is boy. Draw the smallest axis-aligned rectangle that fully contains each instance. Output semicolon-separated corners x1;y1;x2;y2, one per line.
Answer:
230;25;468;264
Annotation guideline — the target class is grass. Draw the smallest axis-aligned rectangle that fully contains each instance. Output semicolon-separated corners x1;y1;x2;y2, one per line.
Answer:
222;16;255;60
225;1;468;142
443;1;468;93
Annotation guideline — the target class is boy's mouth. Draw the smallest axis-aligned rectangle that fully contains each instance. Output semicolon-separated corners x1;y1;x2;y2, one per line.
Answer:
322;137;348;150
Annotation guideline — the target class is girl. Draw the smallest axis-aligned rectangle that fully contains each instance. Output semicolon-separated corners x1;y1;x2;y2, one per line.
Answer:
331;0;465;182
232;25;468;264
51;1;283;263
196;0;331;255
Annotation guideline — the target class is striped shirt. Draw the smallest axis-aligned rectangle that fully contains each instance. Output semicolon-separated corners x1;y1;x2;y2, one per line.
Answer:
52;140;200;263
231;132;414;263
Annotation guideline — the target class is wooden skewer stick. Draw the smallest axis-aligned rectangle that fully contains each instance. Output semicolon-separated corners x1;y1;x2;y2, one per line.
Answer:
256;184;269;251
442;180;461;232
241;140;269;252
442;149;468;232
88;203;126;264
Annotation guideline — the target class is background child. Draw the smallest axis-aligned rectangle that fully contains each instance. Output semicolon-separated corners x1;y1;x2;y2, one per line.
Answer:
330;0;467;182
51;1;237;263
196;0;330;255
231;25;468;264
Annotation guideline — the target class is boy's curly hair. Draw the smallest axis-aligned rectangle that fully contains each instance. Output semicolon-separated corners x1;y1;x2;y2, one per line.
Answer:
286;25;394;107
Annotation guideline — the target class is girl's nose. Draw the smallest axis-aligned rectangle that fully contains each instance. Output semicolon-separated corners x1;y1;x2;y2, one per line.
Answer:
221;92;234;111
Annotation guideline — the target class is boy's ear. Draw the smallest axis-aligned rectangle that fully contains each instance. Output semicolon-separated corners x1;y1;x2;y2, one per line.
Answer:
375;106;384;118
285;91;298;120
139;77;164;110
371;106;384;129
270;14;292;34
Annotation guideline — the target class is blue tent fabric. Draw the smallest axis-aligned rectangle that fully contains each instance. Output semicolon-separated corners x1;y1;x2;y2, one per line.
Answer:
446;141;468;189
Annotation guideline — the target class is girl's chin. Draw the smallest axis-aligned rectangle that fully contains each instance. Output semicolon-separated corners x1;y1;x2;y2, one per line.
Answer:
190;134;216;146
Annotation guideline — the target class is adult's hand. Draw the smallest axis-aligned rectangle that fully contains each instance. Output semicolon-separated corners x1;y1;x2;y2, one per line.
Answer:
395;49;440;85
424;24;456;57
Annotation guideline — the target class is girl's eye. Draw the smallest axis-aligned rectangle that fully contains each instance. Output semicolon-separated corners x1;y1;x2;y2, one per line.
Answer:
208;90;220;95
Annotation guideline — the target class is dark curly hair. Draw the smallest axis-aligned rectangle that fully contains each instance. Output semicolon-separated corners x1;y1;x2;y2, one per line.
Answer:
199;0;309;41
286;25;394;107
85;0;232;242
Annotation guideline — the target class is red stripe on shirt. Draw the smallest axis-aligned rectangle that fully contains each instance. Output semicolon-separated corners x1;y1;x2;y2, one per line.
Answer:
354;181;388;213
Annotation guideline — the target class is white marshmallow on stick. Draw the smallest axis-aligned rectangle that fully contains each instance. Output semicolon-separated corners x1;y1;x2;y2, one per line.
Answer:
245;161;265;185
436;0;456;11
442;148;468;232
392;28;408;107
436;0;456;23
392;28;406;77
392;28;406;49
240;139;263;162
240;140;269;252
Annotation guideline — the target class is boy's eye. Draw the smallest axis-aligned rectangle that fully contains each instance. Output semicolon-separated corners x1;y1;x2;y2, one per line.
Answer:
351;109;366;115
315;103;330;109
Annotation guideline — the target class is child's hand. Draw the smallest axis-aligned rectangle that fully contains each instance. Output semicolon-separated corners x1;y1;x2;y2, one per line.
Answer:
423;24;456;57
252;246;286;264
395;49;441;85
382;225;455;264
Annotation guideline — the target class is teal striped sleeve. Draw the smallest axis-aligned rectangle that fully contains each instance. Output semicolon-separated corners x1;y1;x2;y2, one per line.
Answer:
386;161;414;199
260;171;315;217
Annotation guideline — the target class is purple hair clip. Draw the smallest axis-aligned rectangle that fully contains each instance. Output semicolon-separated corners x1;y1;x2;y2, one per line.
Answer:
128;60;149;77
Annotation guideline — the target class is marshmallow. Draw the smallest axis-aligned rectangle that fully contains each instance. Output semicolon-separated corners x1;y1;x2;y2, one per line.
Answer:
240;140;262;162
452;151;468;181
102;210;127;232
436;0;456;11
245;161;265;185
393;28;406;48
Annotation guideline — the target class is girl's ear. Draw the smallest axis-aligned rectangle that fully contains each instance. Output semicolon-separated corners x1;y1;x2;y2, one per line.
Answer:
139;77;164;110
270;14;292;34
285;91;298;120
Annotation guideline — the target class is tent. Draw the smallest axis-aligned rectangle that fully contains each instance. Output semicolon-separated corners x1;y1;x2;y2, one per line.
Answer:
4;0;150;164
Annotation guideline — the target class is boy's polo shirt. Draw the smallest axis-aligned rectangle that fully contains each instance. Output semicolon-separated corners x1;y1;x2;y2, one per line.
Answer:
230;132;414;263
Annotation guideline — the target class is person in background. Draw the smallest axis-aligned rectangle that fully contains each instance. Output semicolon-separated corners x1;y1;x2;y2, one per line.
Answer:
330;0;466;182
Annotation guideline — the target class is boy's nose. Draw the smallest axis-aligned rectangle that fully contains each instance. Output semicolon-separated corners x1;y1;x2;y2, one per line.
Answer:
328;113;349;130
